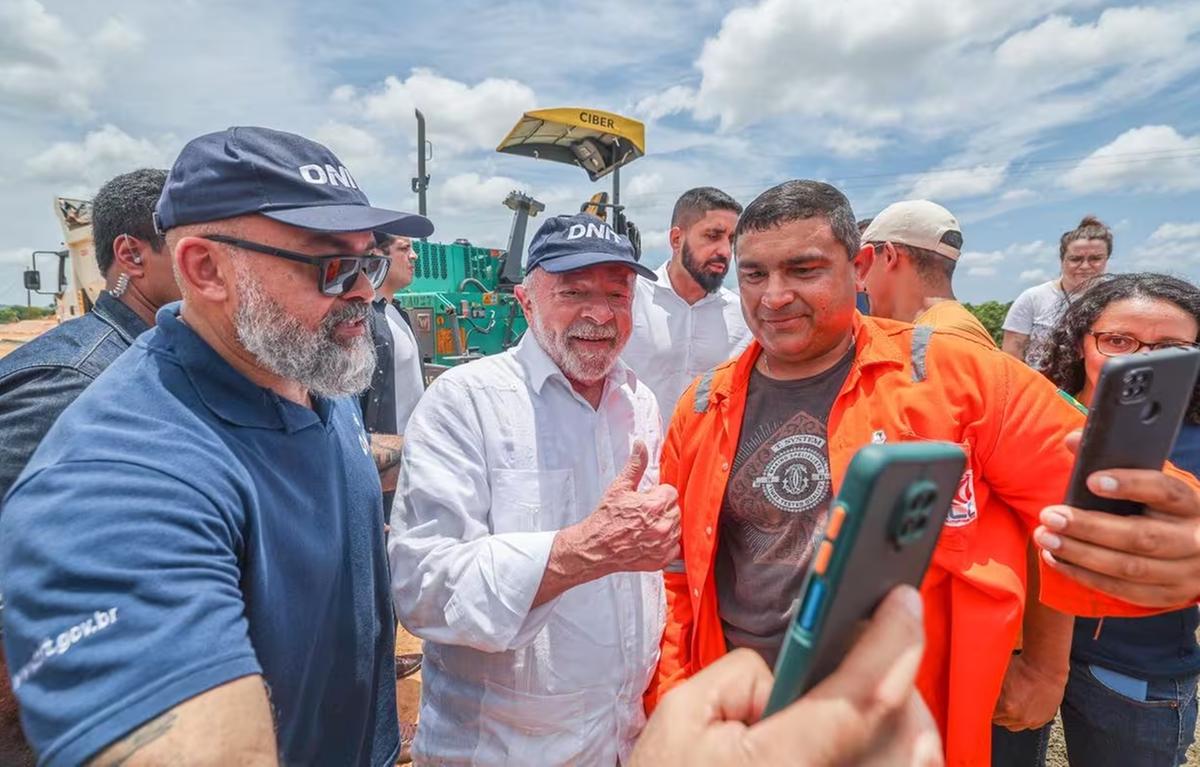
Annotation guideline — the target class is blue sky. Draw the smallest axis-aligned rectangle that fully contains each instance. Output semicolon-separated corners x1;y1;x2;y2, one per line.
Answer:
2;0;1199;306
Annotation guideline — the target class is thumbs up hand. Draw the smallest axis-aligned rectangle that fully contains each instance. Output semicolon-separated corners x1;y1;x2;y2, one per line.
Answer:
574;440;682;574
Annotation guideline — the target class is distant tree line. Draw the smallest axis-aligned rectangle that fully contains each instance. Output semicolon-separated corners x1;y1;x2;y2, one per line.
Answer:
963;301;1012;346
0;305;55;324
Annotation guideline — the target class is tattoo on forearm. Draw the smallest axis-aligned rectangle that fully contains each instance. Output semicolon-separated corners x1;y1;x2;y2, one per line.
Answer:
370;434;405;472
90;711;178;767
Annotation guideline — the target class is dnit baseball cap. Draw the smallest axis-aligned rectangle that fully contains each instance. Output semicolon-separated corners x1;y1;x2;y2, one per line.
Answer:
154;126;434;238
862;200;963;261
526;214;656;280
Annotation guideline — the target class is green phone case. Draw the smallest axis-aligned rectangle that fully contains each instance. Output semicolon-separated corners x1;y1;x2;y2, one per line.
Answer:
764;442;966;716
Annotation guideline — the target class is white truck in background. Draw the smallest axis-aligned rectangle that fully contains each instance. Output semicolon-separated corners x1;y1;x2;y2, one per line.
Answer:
23;197;104;323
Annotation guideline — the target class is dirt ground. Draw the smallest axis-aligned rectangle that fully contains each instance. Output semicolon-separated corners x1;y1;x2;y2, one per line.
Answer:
0;318;56;359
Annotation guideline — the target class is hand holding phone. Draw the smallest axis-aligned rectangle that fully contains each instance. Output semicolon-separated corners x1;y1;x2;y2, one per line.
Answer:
765;442;965;715
1064;347;1200;515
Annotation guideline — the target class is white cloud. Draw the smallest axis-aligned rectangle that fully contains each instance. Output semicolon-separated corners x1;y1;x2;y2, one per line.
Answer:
92;18;143;54
1061;125;1200;194
437;173;530;214
959;239;1054;280
825;129;886;159
313;122;394;183
634;85;697;121
1132;220;1200;268
911;165;1007;201
0;0;94;116
635;0;1200;184
337;69;538;156
626;172;665;198
24;125;173;192
1001;188;1036;203
1020;268;1052;284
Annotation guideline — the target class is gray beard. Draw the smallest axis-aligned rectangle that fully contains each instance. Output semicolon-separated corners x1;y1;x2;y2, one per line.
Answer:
232;265;376;398
529;313;621;385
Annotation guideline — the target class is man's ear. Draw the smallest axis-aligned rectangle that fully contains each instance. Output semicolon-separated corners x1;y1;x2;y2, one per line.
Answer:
174;236;233;303
513;282;535;324
112;235;148;279
668;225;684;257
853;243;875;285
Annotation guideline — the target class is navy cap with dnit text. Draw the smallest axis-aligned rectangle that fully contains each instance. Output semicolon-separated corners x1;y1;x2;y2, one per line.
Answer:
154;126;434;238
526;214;656;280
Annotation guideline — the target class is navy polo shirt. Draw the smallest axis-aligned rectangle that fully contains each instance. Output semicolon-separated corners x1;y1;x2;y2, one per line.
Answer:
0;305;398;766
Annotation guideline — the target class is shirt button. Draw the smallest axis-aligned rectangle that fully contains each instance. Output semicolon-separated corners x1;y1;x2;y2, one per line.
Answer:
705;526;713;536
721;462;729;472
693;588;700;597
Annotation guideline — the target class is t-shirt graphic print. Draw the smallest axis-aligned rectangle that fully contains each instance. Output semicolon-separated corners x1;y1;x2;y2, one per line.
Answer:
715;348;854;665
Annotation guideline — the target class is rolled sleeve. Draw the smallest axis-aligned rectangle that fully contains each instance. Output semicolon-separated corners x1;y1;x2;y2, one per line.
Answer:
389;380;560;653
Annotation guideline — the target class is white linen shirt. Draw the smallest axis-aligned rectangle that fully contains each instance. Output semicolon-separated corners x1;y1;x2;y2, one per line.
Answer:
621;261;752;421
389;332;665;766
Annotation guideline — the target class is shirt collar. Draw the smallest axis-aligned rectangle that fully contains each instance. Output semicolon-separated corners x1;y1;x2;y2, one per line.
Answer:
93;291;151;344
650;260;729;307
513;331;638;397
154;303;328;433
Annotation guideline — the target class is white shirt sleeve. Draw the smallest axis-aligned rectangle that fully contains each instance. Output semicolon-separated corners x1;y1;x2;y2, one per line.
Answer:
388;378;562;653
1002;288;1036;334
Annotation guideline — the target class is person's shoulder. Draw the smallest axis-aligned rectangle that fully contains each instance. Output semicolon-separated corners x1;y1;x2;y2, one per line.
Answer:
419;350;520;402
0;313;115;380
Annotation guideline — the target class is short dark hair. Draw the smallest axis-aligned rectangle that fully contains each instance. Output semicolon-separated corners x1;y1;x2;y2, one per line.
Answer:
1059;215;1113;260
1040;272;1200;423
869;242;956;284
670;187;742;230
735;180;860;260
92;169;169;276
856;218;873;234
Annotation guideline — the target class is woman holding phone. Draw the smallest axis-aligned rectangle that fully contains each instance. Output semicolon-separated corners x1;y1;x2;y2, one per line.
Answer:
1028;273;1200;767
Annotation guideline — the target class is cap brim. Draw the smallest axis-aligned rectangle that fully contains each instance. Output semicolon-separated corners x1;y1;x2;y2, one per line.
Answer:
262;204;434;238
537;251;657;281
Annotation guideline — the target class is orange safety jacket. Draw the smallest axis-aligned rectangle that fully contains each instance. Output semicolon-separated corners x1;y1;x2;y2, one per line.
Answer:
645;315;1192;767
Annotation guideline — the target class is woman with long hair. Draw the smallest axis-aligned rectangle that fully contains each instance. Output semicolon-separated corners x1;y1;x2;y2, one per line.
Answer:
1033;273;1200;766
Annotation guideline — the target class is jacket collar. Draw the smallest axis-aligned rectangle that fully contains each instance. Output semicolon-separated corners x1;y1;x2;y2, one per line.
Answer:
709;312;904;407
92;291;151;345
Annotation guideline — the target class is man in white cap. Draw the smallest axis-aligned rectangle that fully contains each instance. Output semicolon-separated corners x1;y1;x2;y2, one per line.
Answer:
859;200;995;347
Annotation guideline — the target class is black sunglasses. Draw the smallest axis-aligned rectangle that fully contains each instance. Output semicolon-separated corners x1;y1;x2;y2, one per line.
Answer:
201;234;391;297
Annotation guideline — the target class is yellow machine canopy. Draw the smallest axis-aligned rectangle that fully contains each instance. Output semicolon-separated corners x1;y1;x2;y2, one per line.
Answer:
496;108;645;182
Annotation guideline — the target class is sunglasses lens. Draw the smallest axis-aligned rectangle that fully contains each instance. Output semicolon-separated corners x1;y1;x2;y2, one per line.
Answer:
364;257;390;288
319;258;359;296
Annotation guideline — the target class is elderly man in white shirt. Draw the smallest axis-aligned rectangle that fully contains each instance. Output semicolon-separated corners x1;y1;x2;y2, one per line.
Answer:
621;187;752;419
391;213;681;765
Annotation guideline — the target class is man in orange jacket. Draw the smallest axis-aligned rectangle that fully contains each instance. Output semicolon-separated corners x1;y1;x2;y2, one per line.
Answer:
646;180;1200;766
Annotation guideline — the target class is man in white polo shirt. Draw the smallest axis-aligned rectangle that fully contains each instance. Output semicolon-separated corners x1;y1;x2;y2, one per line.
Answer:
622;187;751;419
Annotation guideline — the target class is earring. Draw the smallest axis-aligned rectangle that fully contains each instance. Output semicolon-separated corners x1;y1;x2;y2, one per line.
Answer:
111;273;130;298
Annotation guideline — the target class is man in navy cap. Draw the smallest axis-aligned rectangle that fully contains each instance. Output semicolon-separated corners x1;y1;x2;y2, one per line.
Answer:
0;127;431;766
390;213;681;764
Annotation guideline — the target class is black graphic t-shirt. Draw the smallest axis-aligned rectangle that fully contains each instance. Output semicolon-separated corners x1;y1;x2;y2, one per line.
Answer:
715;347;855;666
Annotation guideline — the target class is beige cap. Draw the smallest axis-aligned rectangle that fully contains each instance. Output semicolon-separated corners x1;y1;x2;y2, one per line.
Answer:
861;199;963;261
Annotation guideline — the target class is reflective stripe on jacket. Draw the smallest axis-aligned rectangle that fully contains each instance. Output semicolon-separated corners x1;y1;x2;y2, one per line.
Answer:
647;314;1193;766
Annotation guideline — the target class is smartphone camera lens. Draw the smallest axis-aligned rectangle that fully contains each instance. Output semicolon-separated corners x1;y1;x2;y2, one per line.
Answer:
893;480;938;548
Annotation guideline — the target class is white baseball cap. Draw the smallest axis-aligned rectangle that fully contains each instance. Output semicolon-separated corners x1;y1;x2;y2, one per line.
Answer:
861;200;962;261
